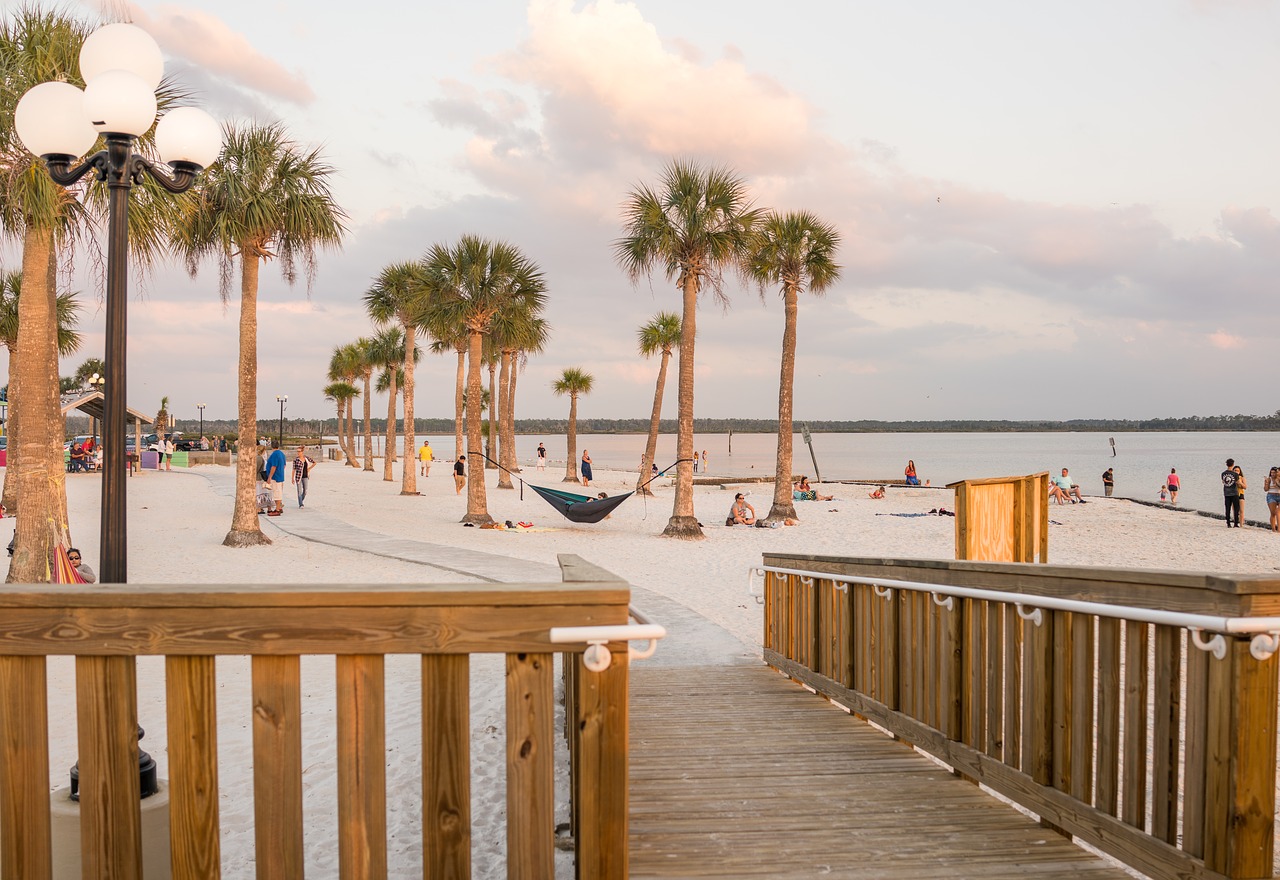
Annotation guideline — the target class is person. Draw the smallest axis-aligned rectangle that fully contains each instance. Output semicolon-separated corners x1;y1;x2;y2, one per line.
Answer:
581;449;593;487
727;492;756;525
702;450;708;473
200;436;209;451
1265;466;1280;533
454;455;466;495
693;452;699;474
1051;468;1086;504
66;547;96;583
69;443;87;473
1236;465;1248;523
904;460;920;486
256;446;268;487
292;445;316;508
794;476;833;502
264;439;287;515
1102;468;1114;497
1222;458;1242;527
164;435;175;472
536;442;547;471
418;440;433;477
1159;485;1168;503
1166;468;1180;505
868;486;886;499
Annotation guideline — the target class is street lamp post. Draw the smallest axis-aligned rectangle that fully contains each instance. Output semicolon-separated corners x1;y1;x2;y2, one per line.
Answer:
88;372;105;441
276;395;288;448
16;23;221;585
197;402;206;445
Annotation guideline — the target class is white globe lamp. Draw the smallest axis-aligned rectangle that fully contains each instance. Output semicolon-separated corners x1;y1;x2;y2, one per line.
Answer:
83;69;158;137
79;23;165;89
14;82;98;158
155;107;223;169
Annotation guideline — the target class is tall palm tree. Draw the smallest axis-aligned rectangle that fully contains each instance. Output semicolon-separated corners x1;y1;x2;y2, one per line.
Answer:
354;336;377;472
616;160;760;539
749;211;842;523
553;367;594;484
365;261;431;495
154;395;170;446
636;311;681;496
328;343;362;467
368;325;417;482
72;356;105;391
0;270;81;516
174;121;346;547
499;314;549;489
422;235;546;524
485;342;499;469
427;326;469;466
323;381;359;460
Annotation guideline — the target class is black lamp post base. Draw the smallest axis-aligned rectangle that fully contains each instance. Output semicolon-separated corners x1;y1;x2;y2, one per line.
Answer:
68;725;159;801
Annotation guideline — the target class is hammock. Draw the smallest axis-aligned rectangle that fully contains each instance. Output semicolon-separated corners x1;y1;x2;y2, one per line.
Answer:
54;545;88;584
477;454;692;525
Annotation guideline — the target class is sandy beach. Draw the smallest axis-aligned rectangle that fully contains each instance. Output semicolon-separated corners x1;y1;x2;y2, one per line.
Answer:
4;457;1278;876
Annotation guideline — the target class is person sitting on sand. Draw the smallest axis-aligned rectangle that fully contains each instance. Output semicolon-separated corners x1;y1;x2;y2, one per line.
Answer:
727;493;756;525
794;476;833;502
904;460;920;486
869;486;886;499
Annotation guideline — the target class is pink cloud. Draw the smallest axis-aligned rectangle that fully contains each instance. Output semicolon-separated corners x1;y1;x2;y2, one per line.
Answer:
126;4;314;105
1209;330;1245;349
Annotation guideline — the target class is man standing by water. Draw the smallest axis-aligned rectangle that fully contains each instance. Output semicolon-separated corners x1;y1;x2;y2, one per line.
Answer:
1102;468;1114;497
536;442;546;471
454;455;466;495
1222;458;1241;527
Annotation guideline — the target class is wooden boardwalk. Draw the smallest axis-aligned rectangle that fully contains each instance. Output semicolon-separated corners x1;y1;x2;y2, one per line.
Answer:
628;664;1130;879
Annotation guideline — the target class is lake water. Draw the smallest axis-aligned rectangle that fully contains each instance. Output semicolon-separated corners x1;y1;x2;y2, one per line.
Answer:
378;431;1280;523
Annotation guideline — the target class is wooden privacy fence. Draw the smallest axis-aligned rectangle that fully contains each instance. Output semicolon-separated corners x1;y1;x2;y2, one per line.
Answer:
0;555;634;880
754;552;1280;880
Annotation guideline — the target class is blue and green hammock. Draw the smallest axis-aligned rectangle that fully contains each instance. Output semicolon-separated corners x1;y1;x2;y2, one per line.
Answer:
478;454;691;524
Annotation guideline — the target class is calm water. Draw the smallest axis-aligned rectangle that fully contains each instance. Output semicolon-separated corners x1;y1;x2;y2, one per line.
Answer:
384;431;1280;522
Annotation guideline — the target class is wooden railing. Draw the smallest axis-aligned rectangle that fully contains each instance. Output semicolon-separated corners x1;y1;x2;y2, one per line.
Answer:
0;554;632;880
758;552;1280;880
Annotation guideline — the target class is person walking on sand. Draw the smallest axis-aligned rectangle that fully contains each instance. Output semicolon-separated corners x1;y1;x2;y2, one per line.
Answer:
418;440;433;477
1166;468;1180;505
1265;466;1280;532
1222;458;1242;527
453;455;466;495
1102;468;1114;497
292;445;316;508
581;449;593;487
536;442;546;471
265;439;287;515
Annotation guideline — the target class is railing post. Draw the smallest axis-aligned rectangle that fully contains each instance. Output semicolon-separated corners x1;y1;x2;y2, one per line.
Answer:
572;645;629;880
0;656;52;880
1204;635;1278;877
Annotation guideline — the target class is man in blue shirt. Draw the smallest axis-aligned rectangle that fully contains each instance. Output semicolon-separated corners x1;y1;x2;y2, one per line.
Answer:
265;439;288;516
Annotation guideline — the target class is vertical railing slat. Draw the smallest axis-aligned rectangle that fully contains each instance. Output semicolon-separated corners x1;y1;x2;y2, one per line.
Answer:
1069;613;1095;803
1022;608;1053;786
252;655;304;880
423;654;471;878
166;655;222;880
962;599;983;749
1121;622;1149;830
76;655;143;880
1151;625;1182;844
506;653;554;879
1003;606;1021;771
1181;639;1209;858
985;600;1002;760
573;647;629;880
1051;611;1073;794
336;655;387;880
0;656;52;880
1095;619;1121;816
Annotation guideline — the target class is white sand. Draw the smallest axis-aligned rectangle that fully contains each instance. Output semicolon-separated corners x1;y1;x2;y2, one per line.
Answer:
4;457;1278;877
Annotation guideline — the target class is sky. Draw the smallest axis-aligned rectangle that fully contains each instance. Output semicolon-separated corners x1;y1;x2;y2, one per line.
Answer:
5;0;1280;424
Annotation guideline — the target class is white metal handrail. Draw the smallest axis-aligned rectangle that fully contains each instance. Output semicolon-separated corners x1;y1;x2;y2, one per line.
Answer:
749;564;1280;661
550;607;667;671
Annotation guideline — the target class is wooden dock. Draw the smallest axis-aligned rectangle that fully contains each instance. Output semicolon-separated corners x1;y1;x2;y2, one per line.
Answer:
628;664;1129;879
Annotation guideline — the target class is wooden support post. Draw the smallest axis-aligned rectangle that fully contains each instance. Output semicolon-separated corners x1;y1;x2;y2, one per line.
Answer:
1022;609;1053;787
336;655;387;880
572;647;629;880
166;656;222;880
76;656;143;880
0;656;52;880
251;655;303;880
506;653;555;879
1121;622;1149;830
423;654;471;878
1095;619;1121;817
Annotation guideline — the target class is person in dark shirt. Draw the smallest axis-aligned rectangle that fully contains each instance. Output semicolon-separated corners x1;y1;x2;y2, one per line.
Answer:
1222;458;1241;527
454;455;466;495
1102;468;1114;497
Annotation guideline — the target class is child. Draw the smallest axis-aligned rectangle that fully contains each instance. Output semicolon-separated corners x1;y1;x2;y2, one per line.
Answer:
1159;485;1168;503
869;486;886;500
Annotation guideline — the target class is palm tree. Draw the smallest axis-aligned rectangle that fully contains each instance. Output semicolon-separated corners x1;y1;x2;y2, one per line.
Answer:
749;211;842;523
323;381;359;460
0;270;81;516
354;336;377;472
553;367;594;484
485;342;499;469
73;356;105;391
498;314;549;489
368;325;417;482
154;395;170;446
427;326;469;468
174;121;346;547
328;343;362;467
422;235;546;524
364;261;431;496
615;160;760;539
636;312;681;496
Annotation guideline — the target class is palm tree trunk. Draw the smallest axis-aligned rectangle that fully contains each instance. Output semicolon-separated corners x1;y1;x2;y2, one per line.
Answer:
564;394;579;483
345;397;358;467
399;320;418;495
637;349;670;496
453;346;465;463
224;253;270;547
1;342;19;516
383;366;398;481
362;370;374;471
496;350;513;489
334;402;344;463
486;360;497;469
507;355;521;473
664;275;702;538
767;286;800;523
6;228;72;580
462;330;492;524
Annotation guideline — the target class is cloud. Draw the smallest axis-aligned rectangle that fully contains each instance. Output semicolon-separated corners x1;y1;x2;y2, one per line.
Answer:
126;3;314;106
1209;330;1245;349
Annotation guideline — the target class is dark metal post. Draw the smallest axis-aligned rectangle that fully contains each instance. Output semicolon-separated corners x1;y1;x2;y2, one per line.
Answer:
197;403;205;444
277;396;286;447
802;423;821;483
100;134;132;585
